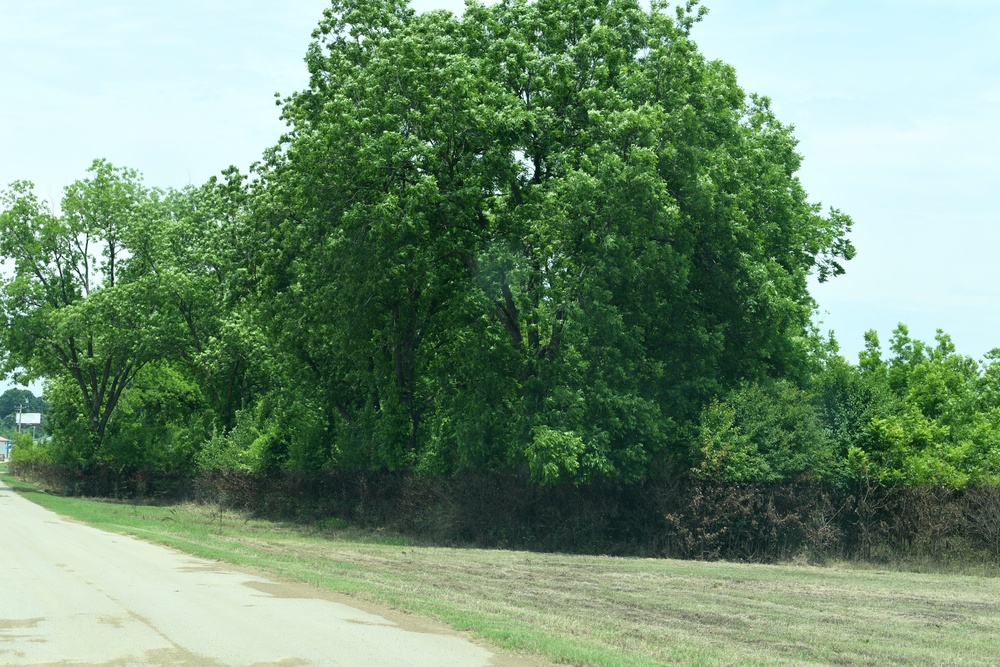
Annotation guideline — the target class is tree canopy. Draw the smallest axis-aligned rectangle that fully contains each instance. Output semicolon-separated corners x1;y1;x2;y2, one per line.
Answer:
232;0;854;482
0;0;886;487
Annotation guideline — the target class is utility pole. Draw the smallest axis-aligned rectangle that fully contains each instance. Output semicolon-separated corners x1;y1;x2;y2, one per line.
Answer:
16;404;23;433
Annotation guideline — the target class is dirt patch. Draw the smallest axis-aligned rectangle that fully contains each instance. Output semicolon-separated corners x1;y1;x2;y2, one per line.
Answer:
0;617;43;631
97;615;127;629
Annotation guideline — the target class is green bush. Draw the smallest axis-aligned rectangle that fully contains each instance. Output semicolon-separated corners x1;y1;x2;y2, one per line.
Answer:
691;381;838;483
8;432;50;467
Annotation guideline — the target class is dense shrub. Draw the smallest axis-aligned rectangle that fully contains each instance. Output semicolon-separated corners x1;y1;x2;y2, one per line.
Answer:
9;460;999;567
88;469;1000;567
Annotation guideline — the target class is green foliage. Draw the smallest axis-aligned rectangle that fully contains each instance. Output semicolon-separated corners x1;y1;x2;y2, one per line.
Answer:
40;375;97;467
198;402;280;474
149;173;270;433
0;161;173;450
691;380;837;483
812;345;898;463
97;364;206;477
11;1;999;497
239;0;853;482
0;1;862;487
526;426;587;484
1;161;270;479
813;326;1000;489
33;366;208;479
197;389;332;475
8;432;50;467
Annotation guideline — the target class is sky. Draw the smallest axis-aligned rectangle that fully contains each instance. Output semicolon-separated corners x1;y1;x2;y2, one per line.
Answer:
1;0;998;394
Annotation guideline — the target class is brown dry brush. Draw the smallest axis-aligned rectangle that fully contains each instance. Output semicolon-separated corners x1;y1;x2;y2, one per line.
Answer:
165;471;1000;566
9;461;194;502
11;461;1000;567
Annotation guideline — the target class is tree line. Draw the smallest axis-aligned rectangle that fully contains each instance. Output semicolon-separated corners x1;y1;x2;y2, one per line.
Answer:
1;0;995;495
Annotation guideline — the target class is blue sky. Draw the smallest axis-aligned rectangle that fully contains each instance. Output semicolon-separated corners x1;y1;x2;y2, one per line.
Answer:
2;0;998;393
693;1;1000;364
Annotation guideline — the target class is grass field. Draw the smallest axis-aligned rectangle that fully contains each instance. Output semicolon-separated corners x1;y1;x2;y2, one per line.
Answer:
4;473;1000;666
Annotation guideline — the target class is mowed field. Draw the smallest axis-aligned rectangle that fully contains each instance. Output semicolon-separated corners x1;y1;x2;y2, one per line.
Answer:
5;472;999;667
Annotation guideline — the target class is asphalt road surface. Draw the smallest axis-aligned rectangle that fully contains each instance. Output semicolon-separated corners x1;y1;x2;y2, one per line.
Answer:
0;481;542;667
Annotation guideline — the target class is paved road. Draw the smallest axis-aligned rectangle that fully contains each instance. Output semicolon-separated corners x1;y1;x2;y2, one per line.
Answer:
0;481;532;667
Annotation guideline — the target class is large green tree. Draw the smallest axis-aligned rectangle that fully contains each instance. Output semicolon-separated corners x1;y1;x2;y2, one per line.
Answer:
0;160;174;456
1;160;271;473
240;0;854;482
